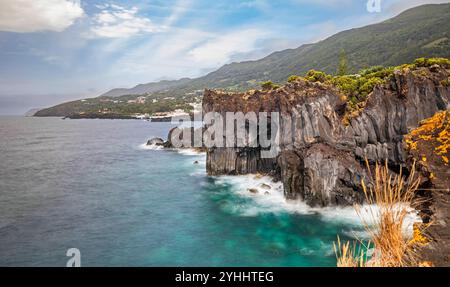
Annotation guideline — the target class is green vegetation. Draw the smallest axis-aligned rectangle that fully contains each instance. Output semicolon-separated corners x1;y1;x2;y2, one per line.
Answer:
35;93;196;118
332;73;384;109
337;49;348;76
181;3;450;91
260;81;281;90
37;54;449;120
285;57;449;125
36;4;450;118
287;75;303;83
305;70;330;83
301;66;386;110
414;57;450;68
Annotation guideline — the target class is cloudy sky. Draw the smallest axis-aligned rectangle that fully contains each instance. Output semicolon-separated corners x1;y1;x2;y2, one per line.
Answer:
0;0;448;114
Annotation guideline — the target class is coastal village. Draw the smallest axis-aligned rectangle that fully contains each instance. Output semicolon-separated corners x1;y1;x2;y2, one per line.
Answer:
56;90;204;120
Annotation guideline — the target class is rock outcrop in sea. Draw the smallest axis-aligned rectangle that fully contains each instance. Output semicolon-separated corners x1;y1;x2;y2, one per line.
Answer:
151;127;207;151
202;65;450;207
147;137;165;146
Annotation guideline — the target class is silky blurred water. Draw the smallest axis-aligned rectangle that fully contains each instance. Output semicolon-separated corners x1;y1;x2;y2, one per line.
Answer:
0;116;362;266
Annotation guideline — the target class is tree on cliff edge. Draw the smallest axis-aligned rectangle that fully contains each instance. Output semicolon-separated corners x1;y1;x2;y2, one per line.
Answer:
337;49;348;76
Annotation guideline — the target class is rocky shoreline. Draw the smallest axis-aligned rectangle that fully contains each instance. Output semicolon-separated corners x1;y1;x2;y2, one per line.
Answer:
46;112;197;122
149;63;449;265
202;65;449;207
59;114;176;121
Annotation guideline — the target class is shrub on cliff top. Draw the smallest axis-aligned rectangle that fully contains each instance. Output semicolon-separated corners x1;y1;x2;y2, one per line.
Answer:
331;73;384;110
305;70;329;83
260;81;280;90
414;57;450;68
331;75;358;96
283;58;448;125
358;77;385;97
287;75;302;83
359;65;385;76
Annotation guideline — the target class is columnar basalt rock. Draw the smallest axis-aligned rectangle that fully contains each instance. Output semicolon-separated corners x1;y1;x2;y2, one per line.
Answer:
202;66;450;206
206;147;277;176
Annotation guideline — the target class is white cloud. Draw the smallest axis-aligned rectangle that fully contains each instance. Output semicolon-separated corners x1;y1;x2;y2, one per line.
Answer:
164;0;192;26
188;29;269;66
89;4;162;38
0;0;84;33
108;28;215;79
98;26;270;88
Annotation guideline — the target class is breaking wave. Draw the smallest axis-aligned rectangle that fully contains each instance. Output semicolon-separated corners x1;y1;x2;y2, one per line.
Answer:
138;143;164;150
213;174;421;238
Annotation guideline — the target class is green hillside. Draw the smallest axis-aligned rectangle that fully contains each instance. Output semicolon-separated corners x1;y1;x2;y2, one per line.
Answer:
193;3;450;88
35;3;450;118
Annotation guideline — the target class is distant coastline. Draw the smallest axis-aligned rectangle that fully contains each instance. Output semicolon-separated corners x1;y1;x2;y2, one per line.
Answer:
35;112;197;122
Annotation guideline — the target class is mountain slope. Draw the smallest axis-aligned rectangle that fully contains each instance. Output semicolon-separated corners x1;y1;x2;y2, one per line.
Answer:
100;78;192;97
191;3;450;88
36;3;450;117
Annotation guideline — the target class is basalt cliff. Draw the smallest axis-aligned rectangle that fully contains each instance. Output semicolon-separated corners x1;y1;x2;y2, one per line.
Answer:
202;65;450;207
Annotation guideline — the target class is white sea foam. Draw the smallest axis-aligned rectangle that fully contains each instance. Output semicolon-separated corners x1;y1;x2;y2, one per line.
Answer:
137;142;206;155
172;148;207;175
176;148;206;156
138;143;164;150
137;141;206;155
136;139;421;239
138;141;206;174
214;174;421;238
189;158;207;177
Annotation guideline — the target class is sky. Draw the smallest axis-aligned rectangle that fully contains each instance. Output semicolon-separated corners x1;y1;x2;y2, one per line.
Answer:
0;0;449;115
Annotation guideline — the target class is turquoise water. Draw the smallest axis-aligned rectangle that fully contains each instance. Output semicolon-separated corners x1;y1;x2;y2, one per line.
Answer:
0;116;363;267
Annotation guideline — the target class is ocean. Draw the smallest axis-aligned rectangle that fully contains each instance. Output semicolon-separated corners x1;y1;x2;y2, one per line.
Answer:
0;116;372;266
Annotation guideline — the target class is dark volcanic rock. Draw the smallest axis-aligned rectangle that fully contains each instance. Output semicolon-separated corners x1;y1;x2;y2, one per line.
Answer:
260;183;271;190
164;127;206;151
206;147;277;176
203;66;450;207
147;137;165;146
278;144;366;206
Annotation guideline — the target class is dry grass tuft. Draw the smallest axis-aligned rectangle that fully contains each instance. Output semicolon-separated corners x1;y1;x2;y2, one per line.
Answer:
334;236;369;267
335;160;430;267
